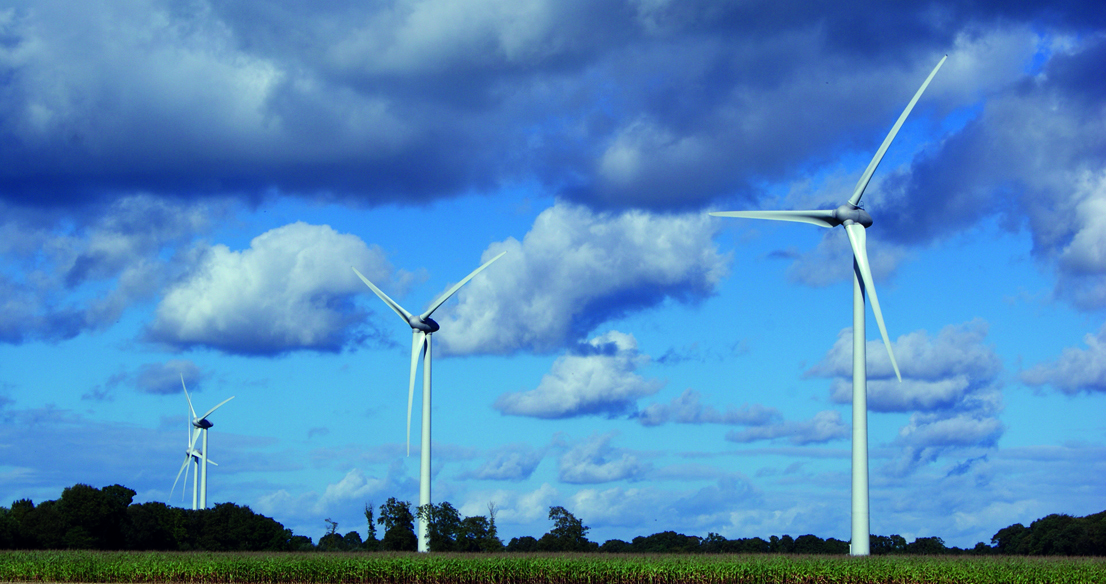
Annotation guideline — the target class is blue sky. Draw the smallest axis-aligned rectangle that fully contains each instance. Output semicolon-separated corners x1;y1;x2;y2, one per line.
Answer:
2;0;1105;548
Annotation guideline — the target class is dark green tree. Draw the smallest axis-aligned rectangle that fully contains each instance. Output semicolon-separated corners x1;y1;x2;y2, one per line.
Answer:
342;531;364;550
769;534;795;553
991;523;1029;554
600;538;632;553
739;537;772;553
822;537;850;554
124;502;182;550
1;483;309;552
55;484;135;549
14;499;65;549
378;498;417;551
318;518;343;551
484;502;504;552
417;502;463;552
187;503;295;551
363;502;379;551
0;507;16;549
289;535;315;551
506;535;539;552
537;506;595;552
1027;514;1079;555
699;532;727;554
793;534;828;554
453;516;488;552
989;511;1106;556
906;536;947;555
630;531;701;553
870;534;908;555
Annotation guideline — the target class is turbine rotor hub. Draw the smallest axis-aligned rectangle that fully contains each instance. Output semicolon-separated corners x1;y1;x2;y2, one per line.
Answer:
408;315;440;333
833;205;873;228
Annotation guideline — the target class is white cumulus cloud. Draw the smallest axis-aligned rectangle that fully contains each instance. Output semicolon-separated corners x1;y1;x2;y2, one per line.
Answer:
436;202;729;355
1021;322;1106;394
725;410;850;445
464;444;545;481
635;388;782;427
147;222;401;355
809;319;1006;475
557;432;650;484
493;330;664;419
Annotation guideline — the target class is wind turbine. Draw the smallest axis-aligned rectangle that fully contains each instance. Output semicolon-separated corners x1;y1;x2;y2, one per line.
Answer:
178;374;234;510
170;423;203;510
352;251;506;552
710;56;946;556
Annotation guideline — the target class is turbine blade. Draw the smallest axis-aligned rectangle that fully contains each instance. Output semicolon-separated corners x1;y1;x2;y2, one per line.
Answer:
709;210;837;228
182;374;197;419
198;396;235;421
170;456;189;500
352;267;413;323
181;456;191;502
844;223;902;382
188;427;199;450
848;55;947;207
407;331;425;457
420;251;507;319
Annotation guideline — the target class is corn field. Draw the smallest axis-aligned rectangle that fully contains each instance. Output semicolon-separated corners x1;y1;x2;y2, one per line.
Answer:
1;550;1103;584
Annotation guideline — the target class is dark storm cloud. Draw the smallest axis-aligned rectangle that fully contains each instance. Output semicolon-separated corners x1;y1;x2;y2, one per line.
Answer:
876;36;1106;271
880;37;1106;237
0;196;227;344
2;0;1100;211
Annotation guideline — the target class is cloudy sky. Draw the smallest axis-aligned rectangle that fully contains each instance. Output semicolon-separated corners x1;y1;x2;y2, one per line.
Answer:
2;0;1105;548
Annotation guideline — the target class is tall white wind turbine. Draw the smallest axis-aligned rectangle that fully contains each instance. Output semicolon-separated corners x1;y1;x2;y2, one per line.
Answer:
180;374;234;510
711;56;946;556
352;251;506;553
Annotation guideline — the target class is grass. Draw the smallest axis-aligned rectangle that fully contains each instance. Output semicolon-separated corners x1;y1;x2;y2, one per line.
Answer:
1;550;1104;584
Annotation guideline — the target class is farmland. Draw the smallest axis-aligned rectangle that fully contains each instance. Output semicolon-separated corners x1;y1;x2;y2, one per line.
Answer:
2;550;1104;584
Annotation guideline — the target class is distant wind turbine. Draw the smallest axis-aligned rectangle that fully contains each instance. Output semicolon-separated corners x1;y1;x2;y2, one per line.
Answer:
177;374;234;510
710;56;946;556
169;421;203;510
353;251;506;553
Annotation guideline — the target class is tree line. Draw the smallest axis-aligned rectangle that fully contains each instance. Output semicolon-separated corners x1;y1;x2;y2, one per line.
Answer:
0;484;310;551
1;483;1103;555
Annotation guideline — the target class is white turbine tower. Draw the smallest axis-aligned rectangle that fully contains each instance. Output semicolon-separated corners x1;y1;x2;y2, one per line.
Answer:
710;56;946;556
352;251;506;553
179;374;234;510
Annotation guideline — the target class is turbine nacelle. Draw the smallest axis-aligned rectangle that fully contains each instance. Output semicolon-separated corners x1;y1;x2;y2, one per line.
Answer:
833;205;872;228
192;418;214;429
408;315;440;333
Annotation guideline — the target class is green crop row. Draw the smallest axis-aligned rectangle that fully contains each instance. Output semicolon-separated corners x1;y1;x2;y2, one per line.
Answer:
1;550;1103;584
